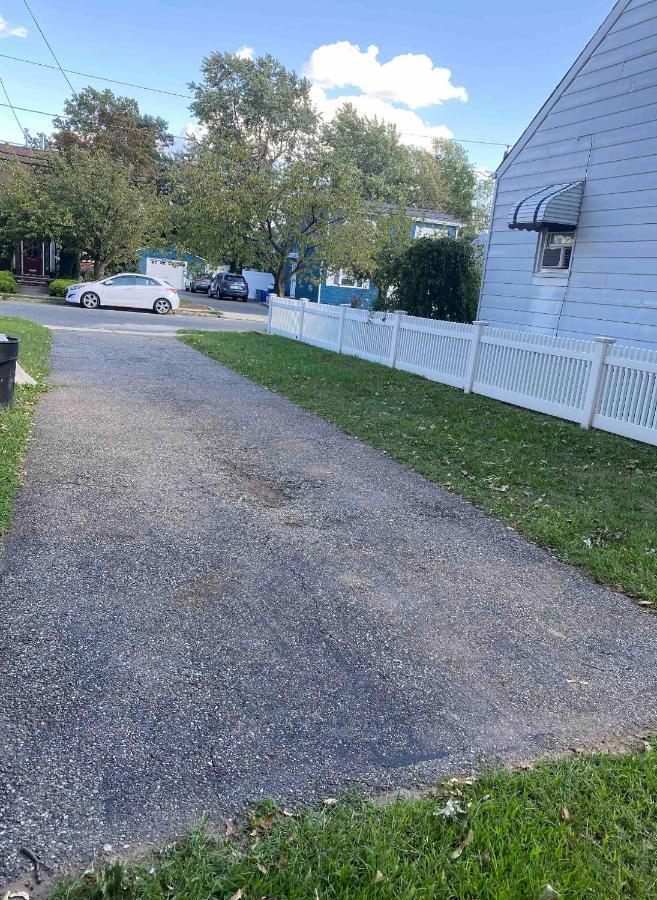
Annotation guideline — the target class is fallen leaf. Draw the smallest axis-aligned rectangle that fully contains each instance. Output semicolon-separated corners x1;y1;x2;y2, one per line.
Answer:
230;891;244;900
323;798;338;806
480;850;492;871
449;776;474;786
374;870;386;884
3;893;30;900
638;601;653;607
539;886;559;899
282;808;295;817
561;806;570;821
435;798;467;819
276;852;289;870
251;812;276;832
566;678;589;686
225;819;237;836
257;863;268;874
452;830;474;860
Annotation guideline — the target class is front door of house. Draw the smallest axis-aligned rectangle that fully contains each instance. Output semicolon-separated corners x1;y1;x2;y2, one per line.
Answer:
22;241;44;276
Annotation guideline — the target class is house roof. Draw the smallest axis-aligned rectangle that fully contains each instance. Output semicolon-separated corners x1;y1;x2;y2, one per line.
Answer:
0;142;48;169
496;0;632;179
373;202;464;228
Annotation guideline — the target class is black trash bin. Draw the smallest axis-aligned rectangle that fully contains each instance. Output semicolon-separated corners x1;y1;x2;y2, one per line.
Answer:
0;337;19;406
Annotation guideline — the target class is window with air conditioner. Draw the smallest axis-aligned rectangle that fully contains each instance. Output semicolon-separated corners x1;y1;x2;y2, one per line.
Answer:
537;230;575;273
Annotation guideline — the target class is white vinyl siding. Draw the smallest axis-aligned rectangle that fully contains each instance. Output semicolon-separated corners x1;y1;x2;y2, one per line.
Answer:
480;0;657;349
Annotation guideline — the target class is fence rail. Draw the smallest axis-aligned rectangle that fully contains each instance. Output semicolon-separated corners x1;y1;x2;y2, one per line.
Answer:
267;296;657;447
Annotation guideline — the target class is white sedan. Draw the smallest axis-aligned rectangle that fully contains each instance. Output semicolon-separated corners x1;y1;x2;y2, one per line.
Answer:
66;274;180;315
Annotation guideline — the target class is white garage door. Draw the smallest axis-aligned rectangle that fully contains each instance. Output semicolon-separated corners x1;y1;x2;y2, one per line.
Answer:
146;257;185;290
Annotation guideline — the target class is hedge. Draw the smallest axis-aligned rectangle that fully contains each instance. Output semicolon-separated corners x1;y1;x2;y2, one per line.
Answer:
48;278;78;298
0;270;17;294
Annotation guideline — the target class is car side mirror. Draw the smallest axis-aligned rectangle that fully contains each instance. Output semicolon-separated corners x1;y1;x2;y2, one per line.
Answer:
103;279;114;286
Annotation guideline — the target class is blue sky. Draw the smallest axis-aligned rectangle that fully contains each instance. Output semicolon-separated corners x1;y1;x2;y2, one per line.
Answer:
0;0;613;171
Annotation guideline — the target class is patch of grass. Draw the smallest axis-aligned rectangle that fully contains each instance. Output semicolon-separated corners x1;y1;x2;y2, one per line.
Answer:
52;746;657;899
180;331;657;603
0;315;50;533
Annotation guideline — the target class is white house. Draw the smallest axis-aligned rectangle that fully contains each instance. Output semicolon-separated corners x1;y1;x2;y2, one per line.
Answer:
479;0;657;350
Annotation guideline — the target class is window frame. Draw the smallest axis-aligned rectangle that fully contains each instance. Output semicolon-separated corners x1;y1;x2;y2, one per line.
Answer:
535;229;576;276
326;269;371;290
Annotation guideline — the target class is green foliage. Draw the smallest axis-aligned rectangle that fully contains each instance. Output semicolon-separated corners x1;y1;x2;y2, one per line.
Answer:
378;237;479;321
52;87;173;184
0;269;17;293
44;148;164;279
53;744;657;900
183;331;657;604
0;316;50;533
323;104;412;203
48;278;77;297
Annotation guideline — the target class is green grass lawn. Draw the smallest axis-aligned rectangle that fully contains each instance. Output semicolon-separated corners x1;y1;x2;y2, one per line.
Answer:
0;315;50;533
53;745;657;899
179;331;657;605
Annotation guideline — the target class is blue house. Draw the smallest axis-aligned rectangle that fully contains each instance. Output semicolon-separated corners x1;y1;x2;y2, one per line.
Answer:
294;206;463;306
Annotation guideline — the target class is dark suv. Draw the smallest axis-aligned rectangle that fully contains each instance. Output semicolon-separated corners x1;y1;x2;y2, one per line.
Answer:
210;273;249;301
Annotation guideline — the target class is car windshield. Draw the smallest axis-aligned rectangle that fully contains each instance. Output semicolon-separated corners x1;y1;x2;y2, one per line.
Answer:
225;276;245;284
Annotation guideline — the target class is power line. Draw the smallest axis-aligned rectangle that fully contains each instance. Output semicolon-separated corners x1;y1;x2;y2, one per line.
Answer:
21;0;75;94
0;51;509;152
0;77;25;137
0;52;192;100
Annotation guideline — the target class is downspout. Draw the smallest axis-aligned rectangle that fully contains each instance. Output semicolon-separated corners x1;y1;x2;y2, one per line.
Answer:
555;134;593;336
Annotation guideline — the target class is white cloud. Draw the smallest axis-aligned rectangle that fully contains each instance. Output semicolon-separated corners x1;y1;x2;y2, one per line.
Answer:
304;42;466;110
235;46;254;60
0;15;27;38
310;84;453;151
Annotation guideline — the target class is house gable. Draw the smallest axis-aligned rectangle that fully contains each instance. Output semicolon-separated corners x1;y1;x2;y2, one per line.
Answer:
480;0;657;349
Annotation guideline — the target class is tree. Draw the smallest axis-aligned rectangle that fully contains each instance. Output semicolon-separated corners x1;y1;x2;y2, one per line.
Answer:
40;148;163;279
190;52;317;165
378;237;480;322
429;139;477;222
176;53;371;295
52;87;173;183
323;104;412;203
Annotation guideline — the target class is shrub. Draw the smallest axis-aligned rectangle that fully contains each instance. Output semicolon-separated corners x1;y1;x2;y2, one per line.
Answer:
0;270;17;294
48;278;78;298
376;237;480;322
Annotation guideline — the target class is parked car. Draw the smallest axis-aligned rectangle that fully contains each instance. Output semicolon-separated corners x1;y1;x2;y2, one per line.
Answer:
190;274;213;293
210;272;249;301
65;274;180;315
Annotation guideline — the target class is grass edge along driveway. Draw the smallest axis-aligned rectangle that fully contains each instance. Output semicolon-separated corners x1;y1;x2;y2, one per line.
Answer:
0;314;50;534
53;743;657;899
180;330;657;605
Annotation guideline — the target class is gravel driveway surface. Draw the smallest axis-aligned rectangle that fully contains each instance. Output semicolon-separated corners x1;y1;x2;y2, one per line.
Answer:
2;328;657;883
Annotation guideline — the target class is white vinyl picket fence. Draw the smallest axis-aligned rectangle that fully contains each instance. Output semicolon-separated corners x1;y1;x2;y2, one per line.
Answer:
267;296;657;447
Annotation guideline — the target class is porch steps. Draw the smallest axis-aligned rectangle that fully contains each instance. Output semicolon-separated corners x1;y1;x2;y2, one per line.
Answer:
16;275;50;295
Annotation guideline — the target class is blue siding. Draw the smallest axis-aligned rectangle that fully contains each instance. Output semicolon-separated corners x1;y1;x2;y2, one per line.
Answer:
318;284;379;307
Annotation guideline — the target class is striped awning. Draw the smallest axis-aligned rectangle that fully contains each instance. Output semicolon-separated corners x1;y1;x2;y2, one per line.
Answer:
508;181;585;231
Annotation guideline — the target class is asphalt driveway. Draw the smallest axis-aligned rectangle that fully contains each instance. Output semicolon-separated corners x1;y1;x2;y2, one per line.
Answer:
3;326;657;883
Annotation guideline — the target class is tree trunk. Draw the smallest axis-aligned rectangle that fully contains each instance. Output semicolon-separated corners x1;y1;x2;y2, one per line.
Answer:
93;259;105;280
274;268;286;296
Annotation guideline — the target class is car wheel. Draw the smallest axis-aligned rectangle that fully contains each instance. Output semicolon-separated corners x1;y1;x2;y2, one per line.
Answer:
241;297;247;302
153;298;172;315
191;286;196;293
80;291;100;310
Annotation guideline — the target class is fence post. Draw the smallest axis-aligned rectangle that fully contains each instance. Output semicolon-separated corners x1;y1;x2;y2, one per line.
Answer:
337;303;348;353
464;320;487;394
388;311;407;368
297;299;305;342
266;295;275;334
581;336;614;429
